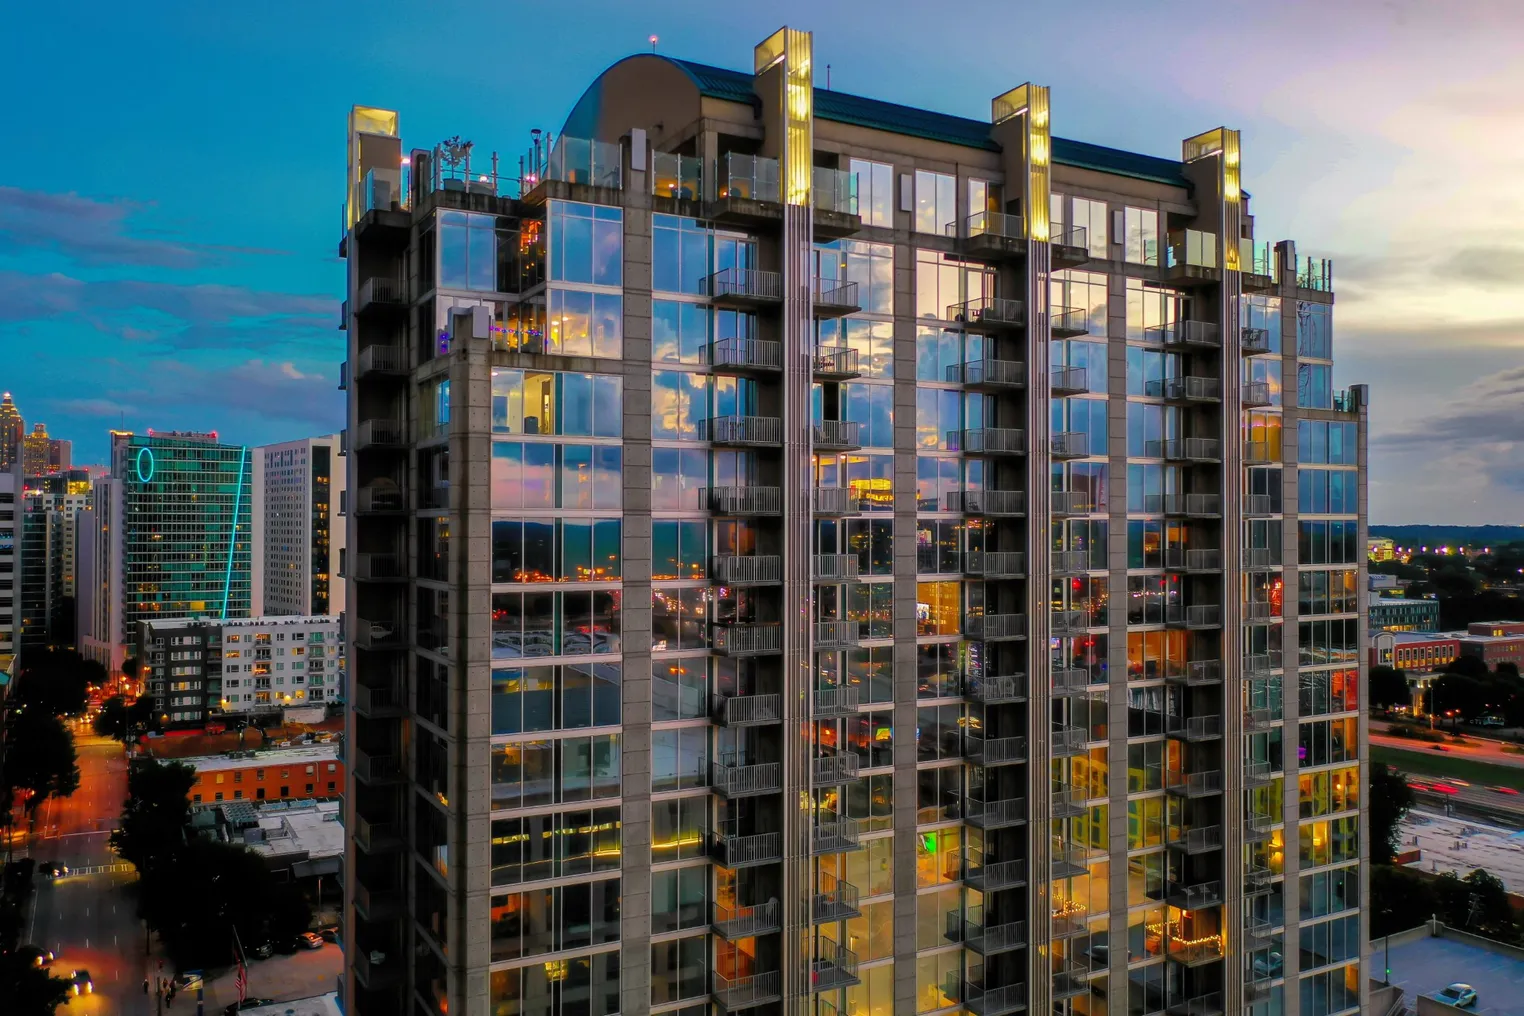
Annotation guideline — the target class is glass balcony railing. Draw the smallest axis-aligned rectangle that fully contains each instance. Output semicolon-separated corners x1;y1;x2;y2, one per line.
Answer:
1167;229;1219;270
524;135;622;193
716;152;780;203
1241;239;1277;279
814;166;858;215
652;151;702;200
1297;256;1333;292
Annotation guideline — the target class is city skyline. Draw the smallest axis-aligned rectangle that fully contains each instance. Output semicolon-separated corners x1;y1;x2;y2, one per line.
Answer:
1;1;1521;522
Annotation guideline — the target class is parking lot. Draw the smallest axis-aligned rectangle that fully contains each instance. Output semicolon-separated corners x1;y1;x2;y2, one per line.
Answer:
190;943;342;1012
1386;932;1524;1015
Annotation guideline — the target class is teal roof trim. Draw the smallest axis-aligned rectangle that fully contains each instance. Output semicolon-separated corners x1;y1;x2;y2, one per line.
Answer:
669;57;1189;189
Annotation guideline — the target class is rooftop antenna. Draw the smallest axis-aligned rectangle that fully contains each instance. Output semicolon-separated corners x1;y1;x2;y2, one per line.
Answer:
650;35;658;53
826;64;831;89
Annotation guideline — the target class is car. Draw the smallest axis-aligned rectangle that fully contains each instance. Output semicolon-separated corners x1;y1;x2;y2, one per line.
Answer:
1430;783;1460;795
1408;781;1433;791
297;931;324;950
38;862;68;878
1441;778;1471;787
1436;983;1477;1008
319;926;339;942
70;970;92;995
249;941;274;959
274;936;301;954
17;945;55;967
1431;744;1450;752
1492;785;1521;795
224;999;275;1015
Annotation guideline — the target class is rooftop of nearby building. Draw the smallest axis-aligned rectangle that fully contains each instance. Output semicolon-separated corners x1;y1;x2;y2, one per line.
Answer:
142;614;340;632
1383;631;1461;646
223;799;344;863
185;744;339;775
1384;921;1524;1015
1374;596;1439;607
136;718;342;760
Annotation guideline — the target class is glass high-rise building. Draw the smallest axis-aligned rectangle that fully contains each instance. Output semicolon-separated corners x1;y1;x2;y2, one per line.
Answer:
341;28;1368;1016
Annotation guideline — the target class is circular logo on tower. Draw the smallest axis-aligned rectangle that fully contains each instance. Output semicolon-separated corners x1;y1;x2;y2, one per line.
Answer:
135;446;155;484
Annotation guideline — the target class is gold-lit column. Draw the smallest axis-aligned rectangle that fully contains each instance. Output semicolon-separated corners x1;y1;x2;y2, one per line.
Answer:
345;105;399;230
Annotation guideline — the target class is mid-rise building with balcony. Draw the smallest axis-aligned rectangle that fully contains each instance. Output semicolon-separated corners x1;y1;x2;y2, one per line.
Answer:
339;27;1368;1016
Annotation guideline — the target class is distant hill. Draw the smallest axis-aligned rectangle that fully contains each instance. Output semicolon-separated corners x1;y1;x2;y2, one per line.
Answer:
1370;525;1524;547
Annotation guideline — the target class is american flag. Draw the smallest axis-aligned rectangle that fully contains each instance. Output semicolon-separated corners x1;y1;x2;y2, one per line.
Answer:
232;929;248;1004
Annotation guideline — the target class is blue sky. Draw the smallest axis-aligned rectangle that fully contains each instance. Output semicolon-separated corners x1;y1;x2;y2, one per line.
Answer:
3;0;1522;522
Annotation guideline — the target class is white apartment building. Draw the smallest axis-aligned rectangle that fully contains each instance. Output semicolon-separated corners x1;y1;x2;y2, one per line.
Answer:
253;435;345;617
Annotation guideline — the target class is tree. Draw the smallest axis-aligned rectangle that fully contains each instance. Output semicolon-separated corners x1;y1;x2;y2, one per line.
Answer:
121;656;140;680
0;950;72;1016
110;758;195;877
1370;763;1415;865
1;712;79;821
10;648;101;717
1368;666;1411;710
92;695;158;742
1371;865;1439;938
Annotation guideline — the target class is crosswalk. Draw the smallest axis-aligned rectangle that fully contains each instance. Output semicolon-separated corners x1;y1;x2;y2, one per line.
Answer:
61;863;134;876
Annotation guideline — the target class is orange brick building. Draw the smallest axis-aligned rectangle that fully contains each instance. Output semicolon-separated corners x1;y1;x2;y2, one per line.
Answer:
188;745;344;805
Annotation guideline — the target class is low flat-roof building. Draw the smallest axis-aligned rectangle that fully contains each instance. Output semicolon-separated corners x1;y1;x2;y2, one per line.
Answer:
1370;595;1441;633
187;744;343;805
1371;631;1461;673
1383;920;1524;1016
1440;622;1524;670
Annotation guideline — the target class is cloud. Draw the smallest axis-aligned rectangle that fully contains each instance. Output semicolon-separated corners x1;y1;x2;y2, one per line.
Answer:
48;397;138;419
152;359;341;432
0;186;286;268
1435;247;1524;288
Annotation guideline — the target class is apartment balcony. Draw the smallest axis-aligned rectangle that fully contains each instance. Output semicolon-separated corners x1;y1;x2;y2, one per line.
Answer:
352;748;404;785
1244;864;1275;895
1051;846;1093;880
953;210;1027;261
812;879;861;922
713;623;782;656
814;279;861;319
1244;601;1277;625
1244;707;1274;732
1166;549;1222;573
958;427;1026;456
705;267;782;308
1166;992;1225;1016
1167;660;1222;687
1244;440;1275;465
811;941;860;990
1052;725;1090;757
811;486;855;516
810;753;861;787
813;166;863;238
1050;306;1089;339
1050;366;1090;397
811;346;861;380
1051;222;1091;268
953;357;1026;389
1154;438;1221;463
1167;715;1224;742
811;817;864;854
965;735;1027;768
1157;320;1221;349
712;693;782;728
713;970;782;1012
1245;810;1277;842
815;620;863;650
1244;917;1276;949
1245;547;1276;569
813;419;862;452
1245;760;1274;787
1051;490;1089;516
945;489;1025;516
709;337;782;374
354;419;405;451
964;671;1028;705
949;296;1024;331
1167;881;1224;911
1051;785;1089;819
964;551;1025;578
965;797;1028;830
1244;493;1278;517
813;554;861;582
1244;652;1280;678
965;613;1027;641
1245;976;1274;1003
1241;326;1272;356
353;617;403;652
1163;493;1222;517
1052;963;1093;1000
353;816;404;854
353;484;404;515
1050;431;1089;459
1147;376;1221;403
1167;934;1224;968
1051;666;1092;697
1051;610;1093;636
1241;381;1272;407
1052;549;1091;575
354;277;407;318
812;686;861;718
353;552;404;582
948;978;1028;1016
711;830;783;869
960;916;1029;956
1165;605;1222;630
353;883;405;922
702;415;782;447
1166;824;1224;855
710;555;782;586
966;857;1027;893
710;758;783;798
353;344;406;381
707;485;781;516
712;898;781;941
353;681;406;719
351;946;403;991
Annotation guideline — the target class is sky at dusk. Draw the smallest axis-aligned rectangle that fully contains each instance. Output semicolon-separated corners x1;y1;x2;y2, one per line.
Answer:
2;0;1521;523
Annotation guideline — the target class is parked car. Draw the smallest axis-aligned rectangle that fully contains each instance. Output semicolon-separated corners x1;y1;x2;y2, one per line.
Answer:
224;999;275;1014
249;941;274;959
1431;744;1450;752
1436;983;1477;1008
319;926;339;942
70;970;93;995
17;945;54;967
297;931;324;950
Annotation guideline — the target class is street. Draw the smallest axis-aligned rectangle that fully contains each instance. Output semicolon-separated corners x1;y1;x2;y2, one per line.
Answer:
1372;720;1524;769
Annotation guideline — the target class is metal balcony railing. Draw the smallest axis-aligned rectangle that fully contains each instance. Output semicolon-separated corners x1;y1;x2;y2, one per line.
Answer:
353;816;403;853
815;620;863;649
1167;714;1224;741
964;797;1028;830
354;484;404;513
1051;222;1089;252
1167;881;1224;911
961;916;1029;956
353;683;405;718
713;898;782;940
351;552;401;581
965;613;1027;640
1147;376;1222;402
1185;605;1222;629
1241;326;1271;355
1051;846;1092;879
813;554;861;581
1242;381;1272;407
712;623;782;656
1245;760;1274;786
811;817;863;854
950;209;1023;242
1244;440;1275;464
713;970;782;1010
965;857;1027;892
1246;810;1277;840
1051;431;1089;458
949;296;1024;328
355;343;405;377
710;337;782;371
713;694;782;727
353;617;402;651
811;486;854;516
1155;437;1222;462
1153;320;1220;348
812;686;861;717
959;428;1026;455
946;489;1026;515
811;346;861;378
964;551;1025;578
355;418;404;449
1051;667;1090;696
1167;824;1224;854
711;830;784;868
812;879;861;922
1052;785;1088;818
814;279;861;315
1245;600;1277;623
705;267;782;303
1165;548;1222;572
810;753;861;786
953;357;1026;388
1245;707;1274;731
811;940;860;990
711;555;782;585
1244;917;1276;948
355;276;405;314
1244;493;1278;516
352;749;403;784
963;672;1028;705
353;884;405;921
1050;305;1089;337
1244;863;1275;894
1166;992;1225;1016
1052;962;1093;999
1052;550;1091;574
710;758;782;798
949;979;1028;1016
706;485;782;515
965;735;1027;768
1163;493;1222;516
1052;725;1090;757
1244;652;1280;677
1051;366;1089;396
702;415;782;446
812;419;862;450
1051;610;1092;635
1051;489;1089;515
1168;659;1222;686
1245;547;1276;569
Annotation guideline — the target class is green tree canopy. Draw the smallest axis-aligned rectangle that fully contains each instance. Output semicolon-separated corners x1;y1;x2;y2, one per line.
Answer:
1368;666;1411;710
0;950;72;1016
110;758;195;876
11;648;101;717
2;711;79;818
92;695;159;742
1370;764;1415;865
